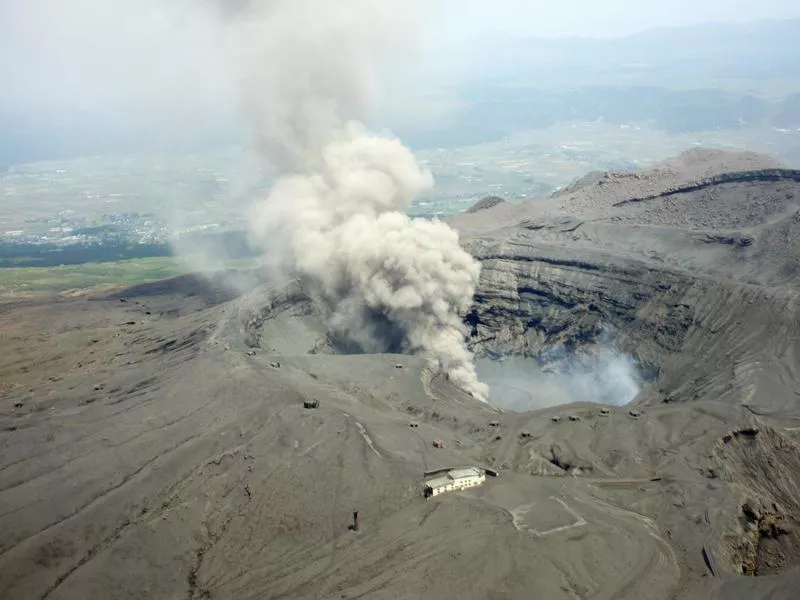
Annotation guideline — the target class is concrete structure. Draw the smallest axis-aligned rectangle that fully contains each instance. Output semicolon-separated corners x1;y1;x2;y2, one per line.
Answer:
424;467;486;498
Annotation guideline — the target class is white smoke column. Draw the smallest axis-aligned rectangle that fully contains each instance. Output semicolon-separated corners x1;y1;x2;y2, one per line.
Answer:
225;1;488;400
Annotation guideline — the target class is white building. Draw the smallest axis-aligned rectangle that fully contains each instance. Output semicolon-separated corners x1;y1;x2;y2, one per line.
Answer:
424;467;486;498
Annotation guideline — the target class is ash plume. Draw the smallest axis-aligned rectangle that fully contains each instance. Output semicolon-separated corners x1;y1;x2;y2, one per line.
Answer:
224;1;488;400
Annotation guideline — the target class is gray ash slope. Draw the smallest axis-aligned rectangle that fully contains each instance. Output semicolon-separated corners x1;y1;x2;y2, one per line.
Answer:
1;149;800;599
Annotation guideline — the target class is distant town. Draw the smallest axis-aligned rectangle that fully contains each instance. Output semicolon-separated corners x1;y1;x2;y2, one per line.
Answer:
3;211;171;246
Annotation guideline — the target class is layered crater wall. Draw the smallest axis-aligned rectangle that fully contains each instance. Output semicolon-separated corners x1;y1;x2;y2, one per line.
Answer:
456;150;800;412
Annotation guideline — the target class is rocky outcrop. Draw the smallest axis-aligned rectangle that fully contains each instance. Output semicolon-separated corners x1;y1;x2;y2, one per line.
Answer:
612;169;800;207
466;195;507;213
548;148;786;214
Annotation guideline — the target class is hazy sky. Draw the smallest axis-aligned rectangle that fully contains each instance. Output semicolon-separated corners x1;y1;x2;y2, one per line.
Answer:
1;0;799;160
444;0;800;39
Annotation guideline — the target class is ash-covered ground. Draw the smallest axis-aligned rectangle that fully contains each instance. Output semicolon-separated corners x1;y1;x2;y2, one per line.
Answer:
2;149;800;599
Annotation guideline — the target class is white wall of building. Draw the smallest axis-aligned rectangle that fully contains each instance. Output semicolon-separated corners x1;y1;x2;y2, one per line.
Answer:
425;468;486;497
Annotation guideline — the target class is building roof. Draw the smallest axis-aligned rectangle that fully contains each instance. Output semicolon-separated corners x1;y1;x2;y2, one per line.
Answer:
448;467;483;480
425;467;486;490
425;476;451;489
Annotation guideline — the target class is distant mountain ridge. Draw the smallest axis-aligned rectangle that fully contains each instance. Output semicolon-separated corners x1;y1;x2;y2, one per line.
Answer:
462;18;800;88
2;19;799;163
